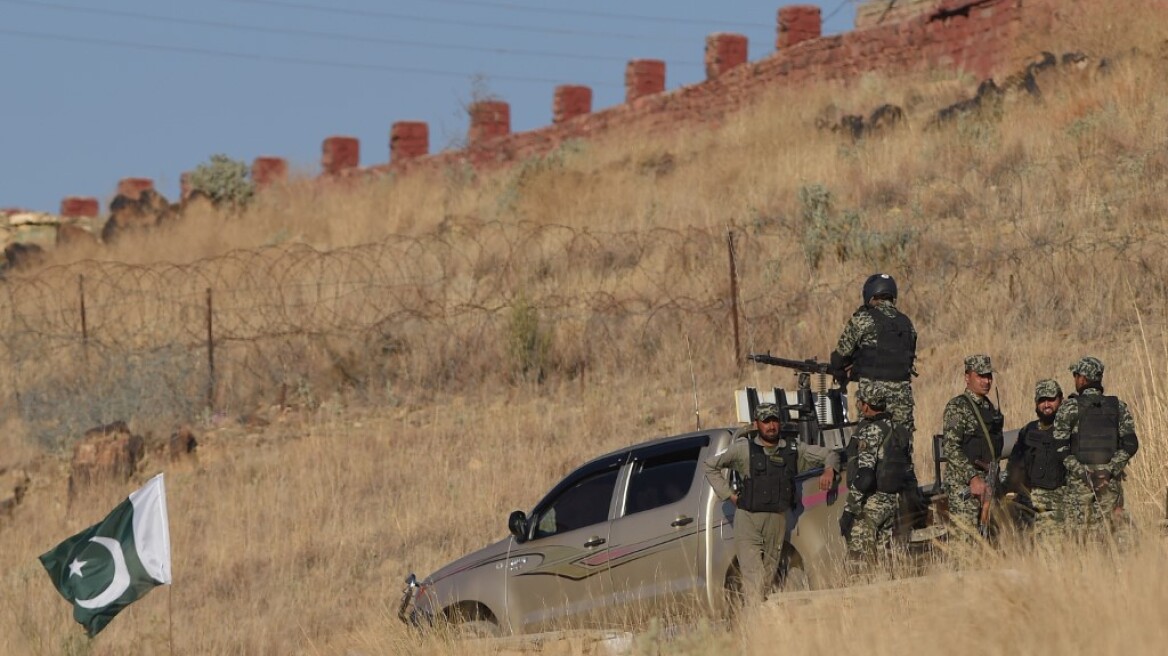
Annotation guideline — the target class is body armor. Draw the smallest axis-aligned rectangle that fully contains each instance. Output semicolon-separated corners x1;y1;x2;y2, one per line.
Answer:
1071;395;1120;465
851;306;915;382
960;395;1005;468
738;439;798;513
876;417;913;493
1022;422;1066;490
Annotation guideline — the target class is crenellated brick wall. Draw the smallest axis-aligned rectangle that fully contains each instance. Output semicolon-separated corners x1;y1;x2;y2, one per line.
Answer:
50;0;1160;217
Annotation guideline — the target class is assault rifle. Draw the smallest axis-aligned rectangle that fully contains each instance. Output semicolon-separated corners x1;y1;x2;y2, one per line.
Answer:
975;459;1001;539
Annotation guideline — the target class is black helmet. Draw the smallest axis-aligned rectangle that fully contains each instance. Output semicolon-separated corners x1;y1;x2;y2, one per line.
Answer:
862;273;897;304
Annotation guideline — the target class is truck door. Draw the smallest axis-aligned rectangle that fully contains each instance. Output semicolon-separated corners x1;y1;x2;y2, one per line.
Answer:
605;435;709;623
505;454;624;633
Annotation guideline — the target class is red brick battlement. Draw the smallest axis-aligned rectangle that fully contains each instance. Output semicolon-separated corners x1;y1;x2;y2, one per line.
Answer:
61;0;1166;212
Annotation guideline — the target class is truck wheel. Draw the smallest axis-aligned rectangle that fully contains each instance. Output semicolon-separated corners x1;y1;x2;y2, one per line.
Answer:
456;619;500;640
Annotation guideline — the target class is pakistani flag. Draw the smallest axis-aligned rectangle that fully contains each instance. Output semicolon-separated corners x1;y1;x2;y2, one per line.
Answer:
39;473;172;637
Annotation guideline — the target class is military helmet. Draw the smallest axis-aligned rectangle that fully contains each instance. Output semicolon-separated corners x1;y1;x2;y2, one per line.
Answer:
862;273;897;304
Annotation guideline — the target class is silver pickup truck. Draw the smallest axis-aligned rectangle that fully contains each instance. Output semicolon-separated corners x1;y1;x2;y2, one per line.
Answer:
398;398;856;636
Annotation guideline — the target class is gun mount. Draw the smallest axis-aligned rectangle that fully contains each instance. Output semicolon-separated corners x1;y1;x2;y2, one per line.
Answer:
737;353;853;451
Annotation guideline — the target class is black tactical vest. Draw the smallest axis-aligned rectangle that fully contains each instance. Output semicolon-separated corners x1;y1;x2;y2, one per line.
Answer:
960;395;1005;467
738;439;798;513
1022;422;1066;490
845;436;859;486
1071;395;1120;465
876;417;913;493
851;306;915;382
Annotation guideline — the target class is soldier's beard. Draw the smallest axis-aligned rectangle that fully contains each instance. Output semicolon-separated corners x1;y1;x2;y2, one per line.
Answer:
1036;408;1056;423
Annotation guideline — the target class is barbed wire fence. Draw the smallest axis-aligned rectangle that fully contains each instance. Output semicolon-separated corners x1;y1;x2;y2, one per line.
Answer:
2;214;1166;448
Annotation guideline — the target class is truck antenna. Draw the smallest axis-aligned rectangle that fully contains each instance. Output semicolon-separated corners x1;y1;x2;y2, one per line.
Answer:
685;332;701;430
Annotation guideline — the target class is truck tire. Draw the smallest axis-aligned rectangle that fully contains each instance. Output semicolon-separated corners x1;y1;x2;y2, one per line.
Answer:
456;619;500;640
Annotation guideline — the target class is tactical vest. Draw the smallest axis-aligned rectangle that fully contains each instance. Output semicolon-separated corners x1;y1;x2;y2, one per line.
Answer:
1022;422;1065;490
876;417;913;493
850;306;915;382
845;436;859;486
959;395;1005;467
1071;395;1120;465
737;439;798;513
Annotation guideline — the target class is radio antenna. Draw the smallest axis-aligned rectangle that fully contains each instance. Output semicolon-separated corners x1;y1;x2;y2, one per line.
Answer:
685;331;702;430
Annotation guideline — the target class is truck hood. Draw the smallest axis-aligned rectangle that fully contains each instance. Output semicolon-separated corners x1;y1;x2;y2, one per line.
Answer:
425;536;512;585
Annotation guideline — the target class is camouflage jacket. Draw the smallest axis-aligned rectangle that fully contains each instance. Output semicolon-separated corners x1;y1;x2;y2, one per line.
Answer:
942;390;1001;488
1052;387;1137;477
703;428;840;502
834;299;918;374
844;413;894;514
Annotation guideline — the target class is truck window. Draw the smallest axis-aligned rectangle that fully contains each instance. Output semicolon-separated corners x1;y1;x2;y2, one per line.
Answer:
532;466;620;539
623;447;701;516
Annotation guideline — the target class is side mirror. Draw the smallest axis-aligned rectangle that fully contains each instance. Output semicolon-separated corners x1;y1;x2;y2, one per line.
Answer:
508;510;529;542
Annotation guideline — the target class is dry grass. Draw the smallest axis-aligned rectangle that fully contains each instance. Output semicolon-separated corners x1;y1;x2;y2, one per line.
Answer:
2;5;1168;654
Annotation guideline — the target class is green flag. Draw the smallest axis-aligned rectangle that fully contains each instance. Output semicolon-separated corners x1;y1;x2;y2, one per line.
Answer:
39;473;172;637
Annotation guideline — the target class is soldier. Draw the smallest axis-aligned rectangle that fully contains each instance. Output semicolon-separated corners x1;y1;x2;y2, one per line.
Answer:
839;382;913;568
941;354;1005;541
831;273;918;433
1053;356;1139;537
703;403;839;605
1006;379;1067;537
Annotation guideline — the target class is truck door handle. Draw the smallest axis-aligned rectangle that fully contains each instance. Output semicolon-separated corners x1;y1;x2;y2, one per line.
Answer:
671;515;694;527
583;536;606;548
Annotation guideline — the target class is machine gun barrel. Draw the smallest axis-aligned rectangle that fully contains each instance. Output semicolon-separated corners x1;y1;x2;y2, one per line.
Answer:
747;353;832;375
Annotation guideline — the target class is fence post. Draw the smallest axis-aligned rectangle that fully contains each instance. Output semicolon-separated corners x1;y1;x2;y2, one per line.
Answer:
205;287;215;410
727;230;741;367
78;274;89;369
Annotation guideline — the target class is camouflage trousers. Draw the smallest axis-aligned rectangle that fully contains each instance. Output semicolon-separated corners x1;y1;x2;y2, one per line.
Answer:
733;508;788;605
1030;487;1067;539
1065;468;1126;539
847;491;898;556
945;484;984;543
858;379;915;434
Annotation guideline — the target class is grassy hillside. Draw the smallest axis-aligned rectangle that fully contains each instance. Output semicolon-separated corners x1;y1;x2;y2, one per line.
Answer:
3;5;1168;653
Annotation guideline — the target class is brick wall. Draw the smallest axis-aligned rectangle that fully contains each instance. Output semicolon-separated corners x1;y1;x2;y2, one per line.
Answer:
67;0;1158;211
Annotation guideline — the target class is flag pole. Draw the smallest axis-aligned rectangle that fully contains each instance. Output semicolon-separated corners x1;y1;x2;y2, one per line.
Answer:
168;585;174;655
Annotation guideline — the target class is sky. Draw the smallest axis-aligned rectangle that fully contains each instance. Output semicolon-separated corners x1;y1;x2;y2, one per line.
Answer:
1;0;858;213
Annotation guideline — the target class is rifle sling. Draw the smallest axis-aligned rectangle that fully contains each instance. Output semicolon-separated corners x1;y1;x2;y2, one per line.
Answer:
962;393;998;473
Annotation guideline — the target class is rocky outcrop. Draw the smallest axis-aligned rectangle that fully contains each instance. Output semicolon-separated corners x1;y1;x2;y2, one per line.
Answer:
68;421;145;499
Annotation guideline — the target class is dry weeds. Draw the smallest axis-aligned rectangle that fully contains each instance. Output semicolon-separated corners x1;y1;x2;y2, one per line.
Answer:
2;6;1168;654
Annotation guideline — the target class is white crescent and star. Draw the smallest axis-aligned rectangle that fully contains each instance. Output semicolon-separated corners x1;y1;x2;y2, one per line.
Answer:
71;537;132;609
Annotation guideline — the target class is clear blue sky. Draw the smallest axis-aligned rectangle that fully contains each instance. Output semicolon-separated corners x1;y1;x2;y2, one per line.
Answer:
1;0;857;213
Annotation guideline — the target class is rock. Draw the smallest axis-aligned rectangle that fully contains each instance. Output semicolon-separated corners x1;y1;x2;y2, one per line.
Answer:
68;421;144;499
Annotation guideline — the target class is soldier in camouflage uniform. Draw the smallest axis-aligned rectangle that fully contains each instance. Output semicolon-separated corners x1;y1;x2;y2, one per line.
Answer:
1007;379;1068;538
1053;357;1139;538
832;273;918;434
941;355;1005;542
839;382;914;566
703;404;839;605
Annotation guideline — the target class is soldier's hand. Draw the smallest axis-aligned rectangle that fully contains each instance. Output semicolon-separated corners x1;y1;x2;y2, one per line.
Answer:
969;475;987;497
818;469;835;491
1089;471;1112;492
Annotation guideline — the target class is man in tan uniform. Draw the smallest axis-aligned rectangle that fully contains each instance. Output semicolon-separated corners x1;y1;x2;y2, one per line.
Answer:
704;403;839;605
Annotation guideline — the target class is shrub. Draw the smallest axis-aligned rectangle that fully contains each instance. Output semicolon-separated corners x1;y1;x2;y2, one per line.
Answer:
187;154;255;209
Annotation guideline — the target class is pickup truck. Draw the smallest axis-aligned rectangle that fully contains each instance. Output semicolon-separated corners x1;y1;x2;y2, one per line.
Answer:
398;370;857;637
